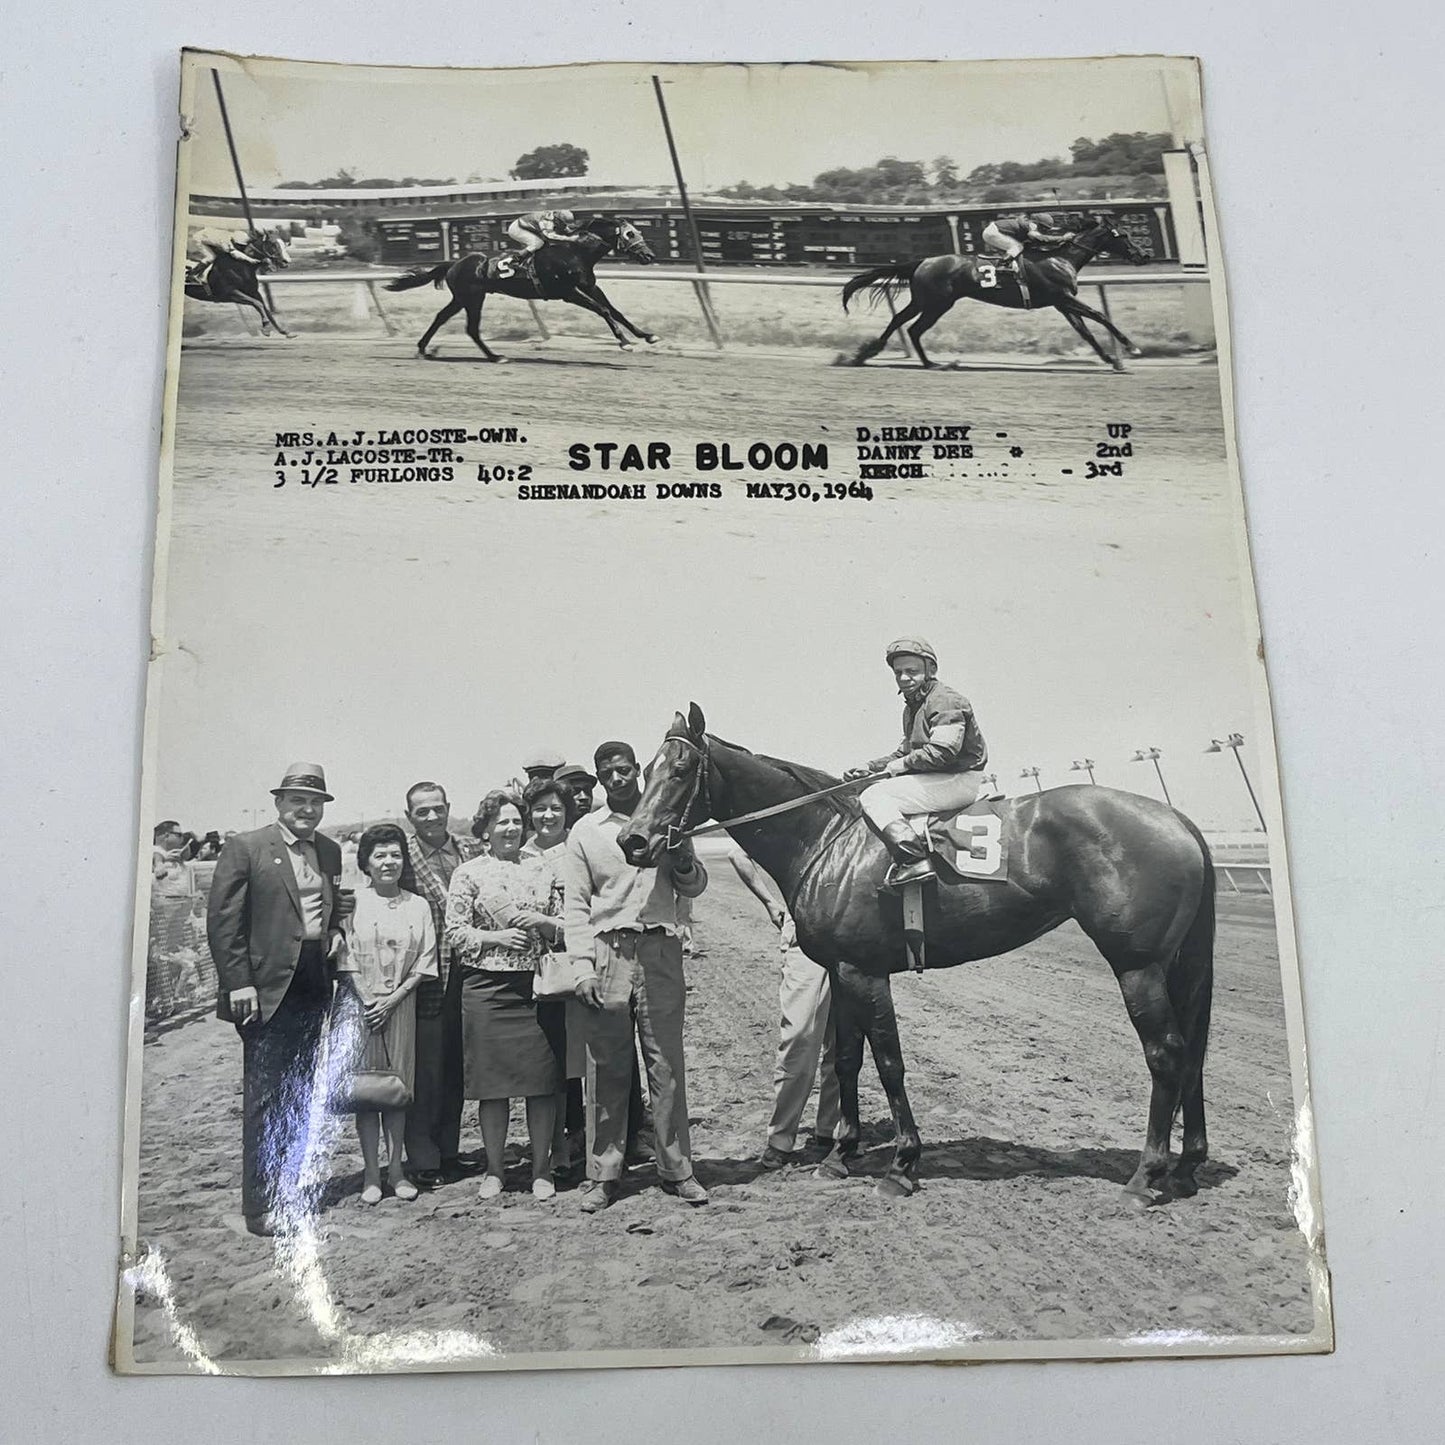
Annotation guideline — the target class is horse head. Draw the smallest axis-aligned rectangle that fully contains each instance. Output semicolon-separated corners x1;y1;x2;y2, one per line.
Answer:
1081;216;1147;266
585;215;656;265
617;703;709;868
253;228;292;271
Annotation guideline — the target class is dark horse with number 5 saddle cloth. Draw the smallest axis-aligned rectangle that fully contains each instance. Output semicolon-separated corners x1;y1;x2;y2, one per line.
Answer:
618;705;1215;1208
841;216;1150;370
384;215;660;361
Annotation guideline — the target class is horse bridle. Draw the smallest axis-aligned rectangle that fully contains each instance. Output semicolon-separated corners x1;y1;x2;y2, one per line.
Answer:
659;733;714;851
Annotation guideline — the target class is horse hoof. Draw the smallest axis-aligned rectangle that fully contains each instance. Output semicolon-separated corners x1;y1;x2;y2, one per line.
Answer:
814;1158;849;1181
419;349;436;360
875;1174;916;1200
1170;1169;1200;1199
1129;346;1143;358
643;334;659;344
618;342;634;351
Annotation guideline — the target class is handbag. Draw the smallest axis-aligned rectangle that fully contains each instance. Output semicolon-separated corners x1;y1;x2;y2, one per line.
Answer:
327;992;413;1112
534;951;589;1000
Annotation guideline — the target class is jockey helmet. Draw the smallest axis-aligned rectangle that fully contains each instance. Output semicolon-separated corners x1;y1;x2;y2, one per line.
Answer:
1033;212;1056;228
885;637;938;668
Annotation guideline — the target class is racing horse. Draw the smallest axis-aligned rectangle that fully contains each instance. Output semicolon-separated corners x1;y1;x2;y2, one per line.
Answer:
385;215;659;361
841;217;1149;370
183;229;293;337
619;706;1215;1206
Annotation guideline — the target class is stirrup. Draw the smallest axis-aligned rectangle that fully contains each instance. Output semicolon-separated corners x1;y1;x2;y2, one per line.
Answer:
882;858;937;891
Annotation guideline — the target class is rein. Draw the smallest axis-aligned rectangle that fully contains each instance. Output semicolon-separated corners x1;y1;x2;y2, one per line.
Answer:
660;735;880;848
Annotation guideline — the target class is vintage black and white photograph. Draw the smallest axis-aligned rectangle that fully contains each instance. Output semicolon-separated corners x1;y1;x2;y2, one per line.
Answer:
115;50;1329;1373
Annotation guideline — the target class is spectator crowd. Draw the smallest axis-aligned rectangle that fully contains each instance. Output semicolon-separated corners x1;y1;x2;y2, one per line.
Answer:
183;748;838;1238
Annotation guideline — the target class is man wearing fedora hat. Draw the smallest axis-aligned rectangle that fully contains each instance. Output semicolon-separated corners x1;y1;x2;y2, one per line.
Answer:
521;748;567;785
206;763;347;1237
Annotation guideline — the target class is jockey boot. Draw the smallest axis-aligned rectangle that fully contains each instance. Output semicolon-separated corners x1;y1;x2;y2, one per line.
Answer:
877;821;937;888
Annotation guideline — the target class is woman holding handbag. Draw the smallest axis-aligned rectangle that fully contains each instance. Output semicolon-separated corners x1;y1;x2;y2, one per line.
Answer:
447;790;565;1202
522;775;588;1178
334;823;437;1206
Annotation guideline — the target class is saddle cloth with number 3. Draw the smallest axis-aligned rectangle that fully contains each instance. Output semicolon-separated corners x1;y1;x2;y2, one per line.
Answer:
924;797;1010;881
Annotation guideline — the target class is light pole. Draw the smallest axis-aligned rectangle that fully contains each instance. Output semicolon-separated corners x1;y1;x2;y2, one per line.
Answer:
1206;732;1266;831
1131;747;1172;805
981;772;998;793
1070;758;1097;784
1019;766;1043;794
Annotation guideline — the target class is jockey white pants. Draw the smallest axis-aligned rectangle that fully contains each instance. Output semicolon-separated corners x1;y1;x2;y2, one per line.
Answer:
768;938;839;1153
507;220;546;252
861;770;985;833
188;226;250;262
981;222;1023;259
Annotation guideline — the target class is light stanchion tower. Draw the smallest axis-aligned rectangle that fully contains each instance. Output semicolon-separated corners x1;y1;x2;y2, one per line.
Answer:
1019;766;1043;794
1206;732;1267;831
980;772;998;793
1130;747;1172;805
1070;758;1097;784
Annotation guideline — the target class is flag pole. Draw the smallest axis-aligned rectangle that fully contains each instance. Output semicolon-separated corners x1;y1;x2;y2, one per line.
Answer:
651;74;722;347
211;69;256;235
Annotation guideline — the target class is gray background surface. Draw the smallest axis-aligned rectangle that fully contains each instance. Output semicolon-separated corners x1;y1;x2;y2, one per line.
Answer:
3;1;1441;1438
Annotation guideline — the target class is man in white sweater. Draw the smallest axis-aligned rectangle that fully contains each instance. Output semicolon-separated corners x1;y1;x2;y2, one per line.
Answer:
563;740;710;1212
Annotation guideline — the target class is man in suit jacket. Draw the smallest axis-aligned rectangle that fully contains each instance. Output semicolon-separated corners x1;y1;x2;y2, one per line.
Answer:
206;763;346;1236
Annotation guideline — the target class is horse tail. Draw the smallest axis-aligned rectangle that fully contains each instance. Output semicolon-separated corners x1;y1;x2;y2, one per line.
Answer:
385;263;449;293
1169;817;1215;1098
841;262;914;313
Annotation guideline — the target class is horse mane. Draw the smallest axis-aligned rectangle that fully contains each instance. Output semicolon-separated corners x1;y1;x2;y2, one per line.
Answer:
706;734;860;819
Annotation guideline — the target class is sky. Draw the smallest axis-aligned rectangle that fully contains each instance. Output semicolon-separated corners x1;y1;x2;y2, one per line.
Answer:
150;484;1271;838
185;55;1198;196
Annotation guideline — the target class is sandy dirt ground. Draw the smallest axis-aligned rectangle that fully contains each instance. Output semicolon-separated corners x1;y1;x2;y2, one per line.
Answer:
128;874;1317;1369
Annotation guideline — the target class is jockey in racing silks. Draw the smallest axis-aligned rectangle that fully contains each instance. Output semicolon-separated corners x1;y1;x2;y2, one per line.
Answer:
980;211;1074;273
188;226;265;270
505;208;585;254
843;637;989;876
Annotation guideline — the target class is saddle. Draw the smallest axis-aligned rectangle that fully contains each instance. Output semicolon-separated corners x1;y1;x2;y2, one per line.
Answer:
484;248;544;294
881;796;1010;892
977;257;1032;308
883;797;1010;974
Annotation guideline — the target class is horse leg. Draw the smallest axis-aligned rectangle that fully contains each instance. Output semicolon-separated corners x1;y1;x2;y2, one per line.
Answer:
229;291;280;338
850;301;921;366
252;286;294;339
1063;296;1142;358
1174;1063;1208;1198
862;971;923;1198
815;963;866;1180
907;308;948;370
567;287;633;348
1113;961;1187;1206
1057;306;1122;370
584;282;658;344
463;298;506;362
416;298;463;358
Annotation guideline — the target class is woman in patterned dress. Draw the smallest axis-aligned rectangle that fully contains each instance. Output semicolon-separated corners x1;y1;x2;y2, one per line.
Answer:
336;823;438;1206
447;790;565;1202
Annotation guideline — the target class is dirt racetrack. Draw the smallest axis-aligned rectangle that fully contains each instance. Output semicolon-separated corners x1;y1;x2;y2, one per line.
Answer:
170;329;1227;510
129;870;1318;1369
